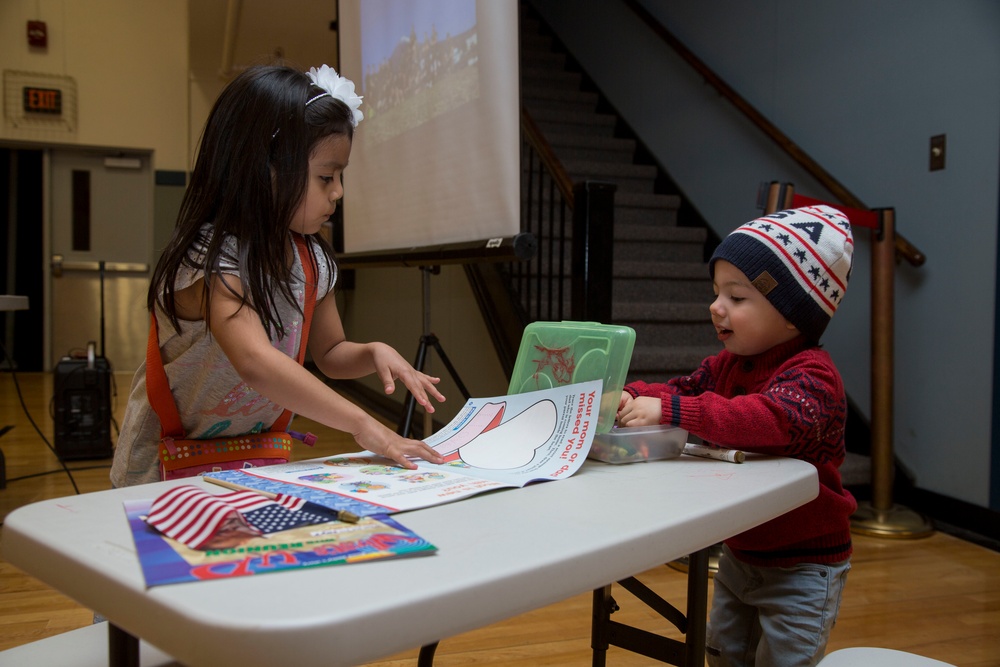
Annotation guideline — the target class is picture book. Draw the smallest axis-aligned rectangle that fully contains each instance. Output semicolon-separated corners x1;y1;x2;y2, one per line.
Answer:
125;498;435;587
203;379;603;515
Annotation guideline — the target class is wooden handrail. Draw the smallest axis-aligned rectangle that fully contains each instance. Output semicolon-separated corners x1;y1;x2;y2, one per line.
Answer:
623;0;925;267
522;107;576;207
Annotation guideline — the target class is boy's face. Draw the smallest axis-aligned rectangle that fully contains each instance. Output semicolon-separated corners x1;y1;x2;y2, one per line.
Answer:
710;260;799;356
289;133;352;236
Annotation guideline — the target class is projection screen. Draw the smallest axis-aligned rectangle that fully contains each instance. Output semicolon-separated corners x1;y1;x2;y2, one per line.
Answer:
337;0;521;255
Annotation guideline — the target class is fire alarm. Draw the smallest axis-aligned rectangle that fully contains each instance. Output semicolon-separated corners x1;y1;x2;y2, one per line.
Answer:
27;21;47;48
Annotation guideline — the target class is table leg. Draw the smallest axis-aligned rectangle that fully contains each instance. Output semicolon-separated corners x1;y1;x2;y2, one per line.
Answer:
684;547;710;667
417;641;439;667
108;623;139;667
590;585;616;666
589;546;712;667
0;424;12;489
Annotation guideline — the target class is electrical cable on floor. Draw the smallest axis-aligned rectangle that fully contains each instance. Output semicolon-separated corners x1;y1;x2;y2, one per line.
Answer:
0;339;81;495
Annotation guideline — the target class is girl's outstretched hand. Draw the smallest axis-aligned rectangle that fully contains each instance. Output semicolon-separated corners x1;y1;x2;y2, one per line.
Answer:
353;420;445;469
369;342;446;412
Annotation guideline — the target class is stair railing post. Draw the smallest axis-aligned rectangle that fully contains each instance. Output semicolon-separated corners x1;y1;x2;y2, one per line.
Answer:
762;181;794;213
871;208;896;513
571;180;616;323
851;208;933;538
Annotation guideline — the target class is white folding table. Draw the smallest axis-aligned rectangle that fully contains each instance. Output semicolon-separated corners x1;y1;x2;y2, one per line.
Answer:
2;454;817;666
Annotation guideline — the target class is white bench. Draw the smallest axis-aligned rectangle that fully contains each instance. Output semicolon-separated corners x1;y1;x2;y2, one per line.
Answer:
0;623;180;667
819;647;956;667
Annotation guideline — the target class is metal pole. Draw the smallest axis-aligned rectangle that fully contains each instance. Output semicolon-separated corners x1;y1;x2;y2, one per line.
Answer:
851;209;932;538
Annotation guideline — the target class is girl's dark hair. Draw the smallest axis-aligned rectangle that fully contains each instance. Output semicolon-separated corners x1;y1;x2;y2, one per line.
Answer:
150;64;354;337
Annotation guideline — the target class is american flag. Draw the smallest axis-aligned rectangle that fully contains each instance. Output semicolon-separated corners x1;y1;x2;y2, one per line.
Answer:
145;485;343;550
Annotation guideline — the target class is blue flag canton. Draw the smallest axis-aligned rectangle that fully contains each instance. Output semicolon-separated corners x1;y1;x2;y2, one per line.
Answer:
241;504;336;534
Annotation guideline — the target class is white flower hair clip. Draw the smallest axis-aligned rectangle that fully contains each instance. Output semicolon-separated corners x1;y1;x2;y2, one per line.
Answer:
305;64;364;127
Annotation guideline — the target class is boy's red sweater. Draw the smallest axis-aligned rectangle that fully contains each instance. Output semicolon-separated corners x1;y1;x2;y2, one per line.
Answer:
624;336;856;567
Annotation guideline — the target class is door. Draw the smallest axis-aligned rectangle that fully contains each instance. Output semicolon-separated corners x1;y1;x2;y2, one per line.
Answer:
49;149;152;374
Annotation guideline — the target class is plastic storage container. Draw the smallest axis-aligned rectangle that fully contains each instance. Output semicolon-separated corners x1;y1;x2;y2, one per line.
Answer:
508;321;636;434
589;425;688;464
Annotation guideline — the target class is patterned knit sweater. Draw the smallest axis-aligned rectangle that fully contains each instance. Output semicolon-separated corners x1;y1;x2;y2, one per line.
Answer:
624;336;856;567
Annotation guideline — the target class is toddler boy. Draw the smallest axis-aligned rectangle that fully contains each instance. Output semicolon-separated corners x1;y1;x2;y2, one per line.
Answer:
618;205;857;667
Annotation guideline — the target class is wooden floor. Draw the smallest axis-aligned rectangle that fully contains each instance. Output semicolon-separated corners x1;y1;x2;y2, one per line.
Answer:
1;371;999;666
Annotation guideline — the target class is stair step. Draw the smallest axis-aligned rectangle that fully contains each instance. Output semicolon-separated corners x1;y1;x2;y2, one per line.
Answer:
615;224;704;242
627;345;723;380
520;32;556;51
522;86;599;108
614;275;711;302
616;260;708;279
520;49;569;71
515;271;711;302
523;226;702;246
523;192;681;225
523;98;599;118
544;131;635;153
520;66;583;90
530;106;617;128
614;301;709;322
522;237;705;265
558;160;653;194
616;237;705;262
616;206;678;227
627;321;717;347
616;192;683;210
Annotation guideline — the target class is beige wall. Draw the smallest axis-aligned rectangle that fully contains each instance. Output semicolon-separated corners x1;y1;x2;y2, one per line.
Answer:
1;0;508;413
1;0;190;171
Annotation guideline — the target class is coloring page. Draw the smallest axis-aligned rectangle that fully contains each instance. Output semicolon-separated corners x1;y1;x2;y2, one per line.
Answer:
205;380;602;514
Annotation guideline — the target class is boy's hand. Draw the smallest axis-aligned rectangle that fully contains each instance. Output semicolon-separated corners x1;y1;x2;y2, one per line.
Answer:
616;396;662;427
617;391;632;423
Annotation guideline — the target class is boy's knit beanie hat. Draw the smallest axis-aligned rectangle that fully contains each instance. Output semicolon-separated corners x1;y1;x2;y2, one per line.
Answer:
709;205;854;342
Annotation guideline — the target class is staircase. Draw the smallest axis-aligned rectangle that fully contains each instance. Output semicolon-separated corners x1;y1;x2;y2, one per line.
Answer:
519;7;722;382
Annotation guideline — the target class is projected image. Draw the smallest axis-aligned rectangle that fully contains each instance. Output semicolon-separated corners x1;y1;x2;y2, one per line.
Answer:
360;0;478;145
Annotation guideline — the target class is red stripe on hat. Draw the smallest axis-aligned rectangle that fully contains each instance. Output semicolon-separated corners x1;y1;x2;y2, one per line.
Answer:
739;220;845;314
770;208;850;292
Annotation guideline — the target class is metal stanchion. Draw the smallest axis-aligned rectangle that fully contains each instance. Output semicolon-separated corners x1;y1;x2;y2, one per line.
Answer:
850;208;932;538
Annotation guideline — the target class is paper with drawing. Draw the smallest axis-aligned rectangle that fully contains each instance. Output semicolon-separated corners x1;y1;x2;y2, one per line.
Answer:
205;380;602;514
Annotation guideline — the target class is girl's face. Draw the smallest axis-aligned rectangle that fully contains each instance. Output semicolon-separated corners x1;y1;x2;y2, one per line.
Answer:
289;133;352;235
710;260;799;357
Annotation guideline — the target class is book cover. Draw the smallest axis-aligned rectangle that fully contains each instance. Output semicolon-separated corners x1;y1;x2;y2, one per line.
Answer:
125;498;436;587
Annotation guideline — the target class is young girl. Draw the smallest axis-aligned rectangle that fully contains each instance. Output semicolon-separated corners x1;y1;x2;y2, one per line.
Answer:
112;64;446;488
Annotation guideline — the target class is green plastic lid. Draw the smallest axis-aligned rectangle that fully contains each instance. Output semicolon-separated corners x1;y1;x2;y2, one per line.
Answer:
508;321;636;434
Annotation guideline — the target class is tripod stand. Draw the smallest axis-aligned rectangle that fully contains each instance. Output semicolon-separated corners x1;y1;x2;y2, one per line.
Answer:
398;266;471;438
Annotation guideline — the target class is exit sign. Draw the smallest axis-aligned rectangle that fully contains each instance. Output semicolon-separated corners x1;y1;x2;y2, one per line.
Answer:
23;87;62;115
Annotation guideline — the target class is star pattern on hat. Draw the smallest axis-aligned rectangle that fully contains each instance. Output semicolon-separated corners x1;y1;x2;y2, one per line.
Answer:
754;208;851;307
712;205;853;341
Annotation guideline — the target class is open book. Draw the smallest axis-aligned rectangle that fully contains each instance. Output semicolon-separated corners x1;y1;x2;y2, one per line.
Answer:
204;379;602;516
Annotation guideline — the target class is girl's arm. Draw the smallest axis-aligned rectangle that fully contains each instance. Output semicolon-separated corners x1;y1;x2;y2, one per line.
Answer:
207;275;443;469
305;293;446;414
